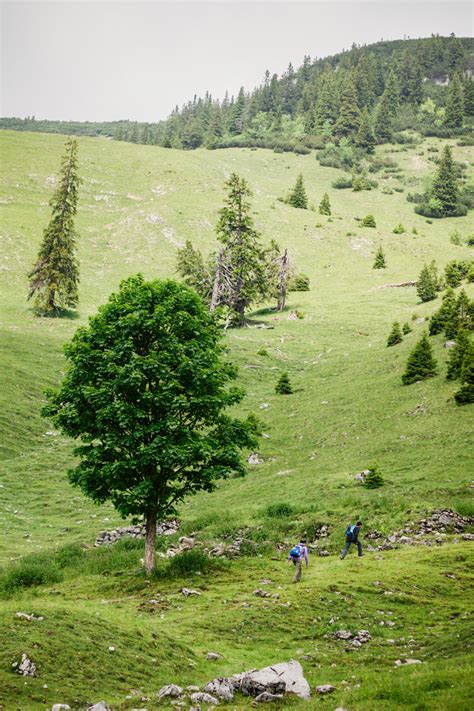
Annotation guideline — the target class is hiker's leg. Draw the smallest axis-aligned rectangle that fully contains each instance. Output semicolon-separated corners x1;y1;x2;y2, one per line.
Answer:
340;542;350;559
357;541;363;557
293;558;302;582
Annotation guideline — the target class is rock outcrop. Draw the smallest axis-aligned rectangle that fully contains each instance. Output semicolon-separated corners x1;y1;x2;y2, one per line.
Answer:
95;519;179;546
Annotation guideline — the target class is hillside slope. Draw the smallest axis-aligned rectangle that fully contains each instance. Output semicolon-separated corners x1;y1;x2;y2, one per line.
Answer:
0;130;473;709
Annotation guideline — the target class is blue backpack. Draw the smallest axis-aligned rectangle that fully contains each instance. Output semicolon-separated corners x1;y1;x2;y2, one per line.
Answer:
290;545;302;559
345;525;355;541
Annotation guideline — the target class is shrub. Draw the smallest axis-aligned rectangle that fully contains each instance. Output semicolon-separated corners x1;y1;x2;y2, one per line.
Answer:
288;273;310;291
445;260;470;288
412;227;418;235
363;465;384;488
258;348;269;357
387;321;403;347
467;234;474;247
402;322;412;335
392;223;405;234
417;263;437;303
373;246;386;269
450;230;463;246
0;560;62;595
360;213;376;228
276;372;293;394
266;502;295;518
166;549;215;577
332;176;352;189
454;341;474;405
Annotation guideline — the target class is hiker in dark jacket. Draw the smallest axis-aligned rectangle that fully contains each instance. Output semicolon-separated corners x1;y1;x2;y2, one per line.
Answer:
288;538;309;582
340;521;363;559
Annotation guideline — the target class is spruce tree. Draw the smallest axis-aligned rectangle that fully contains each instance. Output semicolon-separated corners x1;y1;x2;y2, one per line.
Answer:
374;71;399;142
287;174;308;209
213;174;267;325
314;67;340;129
402;333;438;385
444;73;464;128
429;287;456;335
402;322;412;335
176;240;213;302
445;289;473;339
432;145;459;216
28;137;80;315
446;330;471;380
373;246;386;269
355;108;376;153
363;464;384;489
454;341;474;405
387;321;403;346
417;264;437;303
334;73;361;138
318;192;331;216
275;372;293;394
463;77;474;117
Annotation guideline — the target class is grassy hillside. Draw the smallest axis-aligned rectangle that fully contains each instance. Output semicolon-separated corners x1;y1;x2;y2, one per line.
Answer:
0;130;473;709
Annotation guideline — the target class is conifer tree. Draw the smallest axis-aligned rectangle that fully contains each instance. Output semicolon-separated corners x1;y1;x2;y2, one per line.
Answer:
28;137;80;315
429;287;456;335
213;174;267;325
318;192;331;216
417;263;437;303
355;107;376;153
444;73;464;128
445;289;473;339
373;245;386;269
374;71;399;142
275;372;293;394
334;73;361;138
387;321;403;347
176;240;213;302
287;174;308;209
446;330;471;380
402;322;412;335
314;67;339;129
402;333;438;385
432;145;459;216
454;341;474;405
363;464;384;488
463;77;474;117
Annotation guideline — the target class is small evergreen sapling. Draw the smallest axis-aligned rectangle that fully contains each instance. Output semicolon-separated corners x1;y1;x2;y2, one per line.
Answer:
276;372;293;394
387;321;403;346
402;322;412;335
402;333;438;385
363;464;384;489
429;287;457;335
373;246;386;269
392;223;405;234
361;213;376;228
287;174;308;209
417;264;437;303
446;330;471;381
318;192;331;216
454;341;474;405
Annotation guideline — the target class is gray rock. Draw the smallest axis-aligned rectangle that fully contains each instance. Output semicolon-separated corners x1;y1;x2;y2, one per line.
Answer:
316;684;336;694
203;678;234;701
206;652;222;661
16;653;36;677
181;588;201;596
190;691;219;705
255;692;284;702
253;588;271;598
444;340;456;349
16;612;44;622
157;684;184;699
333;630;352;640
87;703;110;711
394;658;423;666
248;452;263;465
235;660;310;700
52;706;71;711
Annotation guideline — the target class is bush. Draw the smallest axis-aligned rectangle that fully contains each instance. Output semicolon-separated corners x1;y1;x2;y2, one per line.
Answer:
360;213;376;228
392;223;405;234
55;543;86;568
258;348;269;357
402;322;412;335
266;502;295;518
332;176;352;189
166;549;215;577
445;260;470;288
352;175;377;191
0;560;62;595
450;230;463;246
288;273;310;291
402;333;438;385
387;321;403;347
276;372;293;394
363;465;384;489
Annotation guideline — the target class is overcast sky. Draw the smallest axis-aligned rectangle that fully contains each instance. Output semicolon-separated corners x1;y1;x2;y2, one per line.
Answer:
1;1;472;122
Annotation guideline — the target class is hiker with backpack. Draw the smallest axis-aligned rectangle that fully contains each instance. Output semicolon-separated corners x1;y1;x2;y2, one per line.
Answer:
288;539;309;582
341;521;363;559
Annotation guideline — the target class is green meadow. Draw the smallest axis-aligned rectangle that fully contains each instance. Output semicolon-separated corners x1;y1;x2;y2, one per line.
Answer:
0;130;473;709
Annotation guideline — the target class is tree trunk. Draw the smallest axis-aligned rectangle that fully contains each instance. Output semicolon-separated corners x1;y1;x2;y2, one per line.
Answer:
144;507;157;575
210;250;224;312
277;249;289;311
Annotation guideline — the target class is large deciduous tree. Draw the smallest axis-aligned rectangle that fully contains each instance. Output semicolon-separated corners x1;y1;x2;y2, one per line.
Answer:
28;137;80;315
43;276;258;574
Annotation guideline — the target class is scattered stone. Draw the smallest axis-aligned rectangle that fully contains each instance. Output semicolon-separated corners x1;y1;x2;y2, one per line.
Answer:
203;678;234;701
190;692;219;705
386;620;395;628
14;654;36;677
157;684;184;700
206;652;222;661
444;341;456;349
87;703;110;711
259;403;269;410
394;659;423;667
16;612;44;622
52;705;71;711
316;685;336;694
235;660;310;700
253;588;271;598
333;630;352;640
255;692;284;702
355;469;370;483
181;588;201;597
108;646;116;652
248;452;264;465
186;686;200;693
208;543;226;557
259;579;274;585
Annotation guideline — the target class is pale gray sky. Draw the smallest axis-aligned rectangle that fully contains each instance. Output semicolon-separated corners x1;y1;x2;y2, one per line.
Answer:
1;1;473;122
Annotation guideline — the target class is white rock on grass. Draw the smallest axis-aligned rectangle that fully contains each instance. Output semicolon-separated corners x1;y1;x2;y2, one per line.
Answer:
52;705;71;711
157;684;183;699
14;654;36;677
236;660;311;700
395;658;423;666
181;588;201;597
16;612;44;622
87;703;110;711
255;691;284;702
190;691;219;705
316;684;336;694
203;678;234;701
